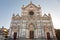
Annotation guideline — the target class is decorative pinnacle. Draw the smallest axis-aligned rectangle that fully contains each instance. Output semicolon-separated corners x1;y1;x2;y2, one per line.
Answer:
30;1;32;4
48;13;51;16
39;5;40;7
12;13;15;16
44;14;47;16
22;5;24;7
16;14;19;16
48;13;51;18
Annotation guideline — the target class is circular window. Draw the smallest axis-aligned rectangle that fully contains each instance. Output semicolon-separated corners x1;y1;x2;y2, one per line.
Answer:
29;11;34;15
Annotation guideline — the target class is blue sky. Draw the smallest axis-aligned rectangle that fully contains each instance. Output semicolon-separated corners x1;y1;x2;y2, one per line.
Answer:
0;0;60;29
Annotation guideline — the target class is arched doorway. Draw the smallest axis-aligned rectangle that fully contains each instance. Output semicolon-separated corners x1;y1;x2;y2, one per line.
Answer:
47;32;50;40
28;23;34;39
13;32;17;40
29;31;34;39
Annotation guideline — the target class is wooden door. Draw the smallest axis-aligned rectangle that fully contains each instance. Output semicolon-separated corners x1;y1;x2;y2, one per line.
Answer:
30;31;34;39
13;32;17;40
47;32;50;40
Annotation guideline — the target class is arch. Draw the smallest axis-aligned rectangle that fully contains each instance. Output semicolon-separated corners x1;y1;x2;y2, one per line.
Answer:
27;20;36;28
29;23;35;27
28;23;35;31
28;23;35;39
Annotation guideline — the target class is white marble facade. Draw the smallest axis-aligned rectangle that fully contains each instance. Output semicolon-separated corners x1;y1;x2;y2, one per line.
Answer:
9;2;57;39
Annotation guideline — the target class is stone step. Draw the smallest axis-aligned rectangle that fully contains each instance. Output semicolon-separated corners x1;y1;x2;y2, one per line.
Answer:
4;38;57;40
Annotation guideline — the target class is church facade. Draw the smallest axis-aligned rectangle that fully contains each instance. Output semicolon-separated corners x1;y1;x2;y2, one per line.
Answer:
9;2;57;40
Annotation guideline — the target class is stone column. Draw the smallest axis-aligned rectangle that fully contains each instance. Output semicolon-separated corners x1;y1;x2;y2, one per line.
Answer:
26;29;29;38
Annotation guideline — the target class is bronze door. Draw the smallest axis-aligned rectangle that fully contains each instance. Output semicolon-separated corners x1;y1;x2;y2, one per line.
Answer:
30;31;34;39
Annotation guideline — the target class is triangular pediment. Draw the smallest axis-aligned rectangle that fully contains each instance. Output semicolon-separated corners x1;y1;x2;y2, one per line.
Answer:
22;2;40;10
25;2;38;8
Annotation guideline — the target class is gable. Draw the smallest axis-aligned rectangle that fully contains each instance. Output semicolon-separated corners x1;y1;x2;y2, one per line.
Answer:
22;2;40;11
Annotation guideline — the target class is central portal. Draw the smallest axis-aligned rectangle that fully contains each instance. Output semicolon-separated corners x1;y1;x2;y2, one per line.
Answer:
29;31;34;39
29;23;34;39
